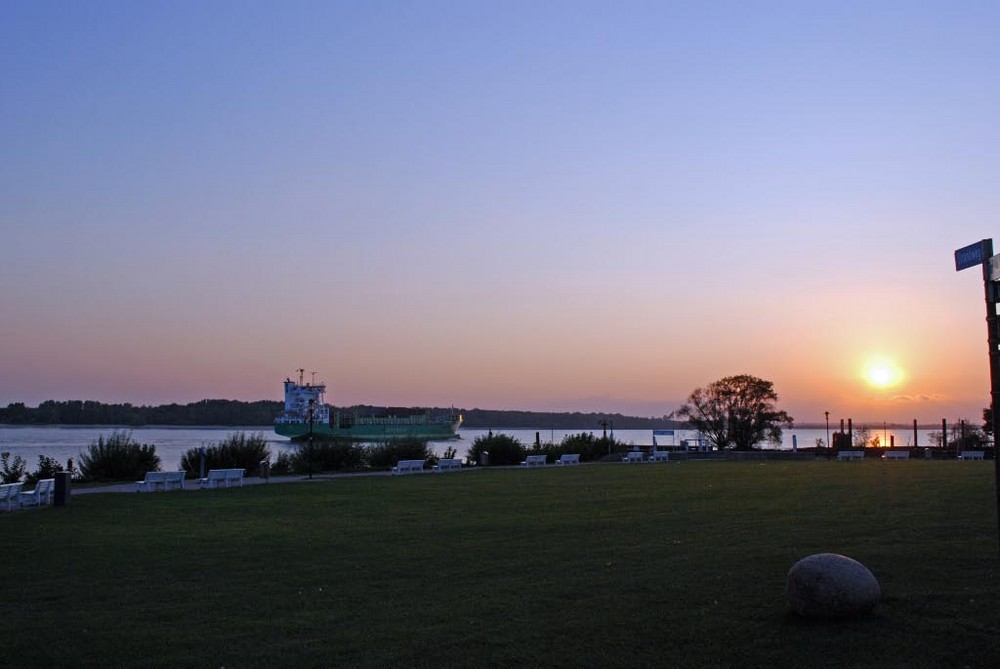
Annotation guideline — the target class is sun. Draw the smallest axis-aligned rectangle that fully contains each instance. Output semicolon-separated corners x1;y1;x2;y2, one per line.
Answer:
862;356;903;389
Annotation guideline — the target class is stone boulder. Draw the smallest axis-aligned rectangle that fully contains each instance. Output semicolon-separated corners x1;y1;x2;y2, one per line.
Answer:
786;553;881;619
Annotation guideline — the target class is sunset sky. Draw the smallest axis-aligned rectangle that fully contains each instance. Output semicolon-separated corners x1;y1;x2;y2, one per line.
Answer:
3;1;999;424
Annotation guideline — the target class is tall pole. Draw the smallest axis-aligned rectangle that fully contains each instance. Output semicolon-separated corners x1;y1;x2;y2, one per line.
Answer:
979;240;1000;556
308;398;315;480
598;420;610;455
825;411;830;450
957;237;1000;557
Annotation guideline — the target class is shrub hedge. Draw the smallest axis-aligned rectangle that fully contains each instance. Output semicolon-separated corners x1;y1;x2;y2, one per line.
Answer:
466;433;525;466
289;440;365;475
180;432;270;478
78;431;161;481
365;438;433;469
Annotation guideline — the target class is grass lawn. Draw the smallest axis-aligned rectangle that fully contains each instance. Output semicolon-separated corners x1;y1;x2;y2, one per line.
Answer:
3;460;998;667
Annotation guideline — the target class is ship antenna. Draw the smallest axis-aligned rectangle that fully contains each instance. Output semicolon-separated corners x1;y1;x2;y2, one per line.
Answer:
297;368;305;385
310;371;318;386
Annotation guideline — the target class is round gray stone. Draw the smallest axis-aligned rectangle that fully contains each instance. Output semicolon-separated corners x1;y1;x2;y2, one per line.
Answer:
786;553;881;619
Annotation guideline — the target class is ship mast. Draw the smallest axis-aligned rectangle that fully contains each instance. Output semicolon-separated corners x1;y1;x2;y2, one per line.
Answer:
297;368;305;385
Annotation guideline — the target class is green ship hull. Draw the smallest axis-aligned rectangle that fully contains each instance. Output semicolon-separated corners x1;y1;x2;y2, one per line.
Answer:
275;409;462;442
275;420;462;441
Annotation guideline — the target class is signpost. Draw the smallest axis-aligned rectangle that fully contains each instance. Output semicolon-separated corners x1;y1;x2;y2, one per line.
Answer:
955;238;1000;557
955;239;989;271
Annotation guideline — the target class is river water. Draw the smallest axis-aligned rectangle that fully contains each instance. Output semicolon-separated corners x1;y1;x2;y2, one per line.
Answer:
0;425;942;471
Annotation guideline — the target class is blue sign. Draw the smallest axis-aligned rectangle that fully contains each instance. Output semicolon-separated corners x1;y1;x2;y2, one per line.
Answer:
955;240;989;272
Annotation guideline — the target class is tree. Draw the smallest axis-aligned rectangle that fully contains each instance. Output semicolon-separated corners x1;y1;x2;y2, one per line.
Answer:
676;374;793;451
1;452;27;483
950;420;987;452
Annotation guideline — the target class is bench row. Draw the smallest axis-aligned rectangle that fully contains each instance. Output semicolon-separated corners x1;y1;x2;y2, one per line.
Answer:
521;454;582;466
622;451;671;463
837;451;987;461
136;469;245;491
522;452;672;466
136;460;470;480
0;479;55;511
392;459;464;474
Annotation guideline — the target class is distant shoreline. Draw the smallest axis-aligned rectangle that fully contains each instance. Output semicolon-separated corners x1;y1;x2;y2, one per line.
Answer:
0;421;956;431
0;398;967;432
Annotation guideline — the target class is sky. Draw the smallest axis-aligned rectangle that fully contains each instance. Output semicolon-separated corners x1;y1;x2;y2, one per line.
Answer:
2;1;1000;424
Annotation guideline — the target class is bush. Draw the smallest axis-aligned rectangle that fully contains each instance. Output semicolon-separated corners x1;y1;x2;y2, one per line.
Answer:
558;433;618;461
78;431;161;481
180;432;271;478
365;438;432;469
26;454;64;485
431;443;460;467
271;451;294;476
1;452;27;483
466;433;525;466
290;440;365;475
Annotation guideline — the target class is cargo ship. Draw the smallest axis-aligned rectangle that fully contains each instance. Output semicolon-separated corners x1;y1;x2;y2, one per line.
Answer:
274;371;462;441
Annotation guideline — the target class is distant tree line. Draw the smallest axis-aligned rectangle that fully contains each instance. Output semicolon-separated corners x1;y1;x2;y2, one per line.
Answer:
0;399;684;429
0;399;283;426
459;408;682;430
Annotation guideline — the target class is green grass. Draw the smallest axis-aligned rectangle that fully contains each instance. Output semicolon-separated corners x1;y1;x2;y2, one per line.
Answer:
3;461;998;667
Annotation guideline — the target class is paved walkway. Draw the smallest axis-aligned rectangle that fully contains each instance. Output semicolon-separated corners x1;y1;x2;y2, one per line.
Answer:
73;470;397;495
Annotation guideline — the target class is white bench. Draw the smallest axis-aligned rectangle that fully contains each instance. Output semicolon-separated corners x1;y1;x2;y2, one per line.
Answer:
649;450;670;462
555;454;580;466
392;459;426;474
837;451;864;461
433;458;462;472
136;471;186;492
0;482;23;512
882;451;909;460
198;468;245;489
958;451;985;461
19;478;54;507
622;451;644;463
521;454;547;467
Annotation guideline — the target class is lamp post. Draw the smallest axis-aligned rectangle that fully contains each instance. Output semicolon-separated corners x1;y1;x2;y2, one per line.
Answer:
824;411;830;451
598;420;610;455
307;398;315;480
